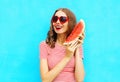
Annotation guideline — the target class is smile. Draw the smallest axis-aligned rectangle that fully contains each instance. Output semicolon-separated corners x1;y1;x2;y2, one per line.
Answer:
55;25;62;30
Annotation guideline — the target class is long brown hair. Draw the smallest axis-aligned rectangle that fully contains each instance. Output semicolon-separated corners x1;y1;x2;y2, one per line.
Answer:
46;8;77;48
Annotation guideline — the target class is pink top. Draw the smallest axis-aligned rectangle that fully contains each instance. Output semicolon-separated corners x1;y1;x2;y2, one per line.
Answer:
40;41;83;82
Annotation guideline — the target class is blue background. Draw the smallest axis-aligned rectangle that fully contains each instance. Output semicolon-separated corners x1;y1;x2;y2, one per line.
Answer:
0;0;120;82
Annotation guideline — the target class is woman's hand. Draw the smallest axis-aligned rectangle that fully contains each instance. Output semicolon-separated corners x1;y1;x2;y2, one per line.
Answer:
65;31;85;58
65;40;79;58
77;31;85;47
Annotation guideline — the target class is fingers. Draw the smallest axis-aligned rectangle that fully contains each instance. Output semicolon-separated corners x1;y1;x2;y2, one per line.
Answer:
70;39;77;47
78;31;85;40
78;39;83;44
69;40;82;51
71;40;78;49
78;35;83;40
82;31;85;36
66;32;85;53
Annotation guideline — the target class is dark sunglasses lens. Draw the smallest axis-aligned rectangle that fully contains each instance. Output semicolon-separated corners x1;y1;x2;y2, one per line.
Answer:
52;16;58;22
60;16;67;23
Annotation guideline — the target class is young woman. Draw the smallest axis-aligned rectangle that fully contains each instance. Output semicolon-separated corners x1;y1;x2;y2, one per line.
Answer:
40;8;85;82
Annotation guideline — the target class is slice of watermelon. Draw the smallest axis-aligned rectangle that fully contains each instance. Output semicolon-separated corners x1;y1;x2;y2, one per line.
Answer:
64;19;85;45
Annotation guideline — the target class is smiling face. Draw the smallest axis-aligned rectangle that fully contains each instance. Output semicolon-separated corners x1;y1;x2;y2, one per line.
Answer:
52;10;69;34
46;8;77;48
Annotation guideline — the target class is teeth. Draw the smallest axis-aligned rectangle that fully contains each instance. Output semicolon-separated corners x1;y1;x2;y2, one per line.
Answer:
56;26;61;28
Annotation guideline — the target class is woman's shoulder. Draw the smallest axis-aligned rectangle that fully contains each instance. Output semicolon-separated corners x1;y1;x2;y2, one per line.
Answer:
40;41;47;46
40;41;49;48
39;41;51;54
40;40;46;44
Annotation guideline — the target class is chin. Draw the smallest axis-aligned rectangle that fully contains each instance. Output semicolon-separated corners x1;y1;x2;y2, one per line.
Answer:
55;31;66;35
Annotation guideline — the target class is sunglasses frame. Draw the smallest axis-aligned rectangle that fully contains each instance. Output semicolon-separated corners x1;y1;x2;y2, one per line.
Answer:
52;16;69;24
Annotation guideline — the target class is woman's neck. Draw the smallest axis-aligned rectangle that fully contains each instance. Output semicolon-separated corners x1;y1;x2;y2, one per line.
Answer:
57;34;67;45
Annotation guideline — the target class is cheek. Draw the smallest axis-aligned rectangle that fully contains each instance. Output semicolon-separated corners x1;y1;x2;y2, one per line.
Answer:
64;23;68;30
52;23;55;26
52;23;56;29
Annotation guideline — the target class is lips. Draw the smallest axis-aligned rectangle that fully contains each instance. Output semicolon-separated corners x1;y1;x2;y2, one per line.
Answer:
55;25;62;30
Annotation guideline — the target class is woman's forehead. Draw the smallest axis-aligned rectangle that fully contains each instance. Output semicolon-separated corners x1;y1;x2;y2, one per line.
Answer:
55;11;67;17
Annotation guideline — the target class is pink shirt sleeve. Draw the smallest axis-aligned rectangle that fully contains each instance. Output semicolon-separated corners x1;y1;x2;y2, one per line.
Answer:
40;41;48;59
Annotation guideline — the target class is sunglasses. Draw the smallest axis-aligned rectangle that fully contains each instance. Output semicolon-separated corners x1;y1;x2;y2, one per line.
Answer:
52;16;69;24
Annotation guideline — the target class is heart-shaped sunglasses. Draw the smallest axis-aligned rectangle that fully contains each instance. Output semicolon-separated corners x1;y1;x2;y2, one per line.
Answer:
52;16;69;24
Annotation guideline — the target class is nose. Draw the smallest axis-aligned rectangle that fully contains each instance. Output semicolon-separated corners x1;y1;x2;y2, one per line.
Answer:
56;19;60;24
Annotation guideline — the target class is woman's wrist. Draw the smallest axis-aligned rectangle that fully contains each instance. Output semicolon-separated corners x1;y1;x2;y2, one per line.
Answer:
65;52;73;60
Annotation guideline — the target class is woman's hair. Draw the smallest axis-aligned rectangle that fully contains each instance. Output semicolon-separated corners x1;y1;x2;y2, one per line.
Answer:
46;8;77;48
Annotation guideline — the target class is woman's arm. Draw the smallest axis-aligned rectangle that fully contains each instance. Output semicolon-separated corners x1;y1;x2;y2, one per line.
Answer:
40;56;71;82
40;41;79;82
75;47;85;82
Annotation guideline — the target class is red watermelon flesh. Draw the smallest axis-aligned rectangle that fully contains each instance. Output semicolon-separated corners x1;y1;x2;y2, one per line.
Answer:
64;19;85;45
